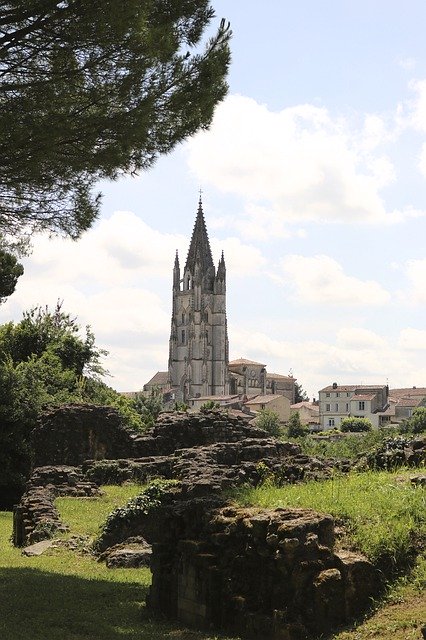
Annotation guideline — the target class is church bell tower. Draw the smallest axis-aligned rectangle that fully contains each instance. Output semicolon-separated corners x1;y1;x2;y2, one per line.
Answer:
168;197;229;401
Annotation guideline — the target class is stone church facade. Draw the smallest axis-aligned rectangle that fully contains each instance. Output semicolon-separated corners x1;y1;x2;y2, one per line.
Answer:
143;199;295;404
167;197;229;400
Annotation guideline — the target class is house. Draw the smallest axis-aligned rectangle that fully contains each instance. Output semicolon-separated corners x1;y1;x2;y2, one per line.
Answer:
381;388;426;425
290;401;320;430
244;394;291;423
318;383;389;430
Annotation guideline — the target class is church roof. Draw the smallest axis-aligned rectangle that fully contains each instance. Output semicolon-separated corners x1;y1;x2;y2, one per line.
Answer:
144;371;169;387
184;197;214;274
229;358;266;367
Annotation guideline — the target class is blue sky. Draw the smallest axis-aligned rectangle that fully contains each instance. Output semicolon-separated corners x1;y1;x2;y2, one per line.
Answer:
2;1;426;398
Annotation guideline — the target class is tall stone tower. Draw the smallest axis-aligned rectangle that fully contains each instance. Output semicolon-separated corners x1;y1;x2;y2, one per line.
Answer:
168;197;229;400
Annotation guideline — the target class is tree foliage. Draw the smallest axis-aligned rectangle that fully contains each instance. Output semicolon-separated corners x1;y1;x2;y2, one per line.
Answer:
340;416;373;433
0;1;231;242
0;303;141;507
132;388;164;428
294;381;309;403
0;246;23;302
287;411;307;438
401;407;426;434
256;408;281;437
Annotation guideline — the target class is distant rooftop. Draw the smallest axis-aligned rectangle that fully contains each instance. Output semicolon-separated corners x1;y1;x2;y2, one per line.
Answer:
229;358;266;367
320;384;387;393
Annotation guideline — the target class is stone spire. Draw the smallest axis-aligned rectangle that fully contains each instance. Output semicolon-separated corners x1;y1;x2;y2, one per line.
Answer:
173;250;180;290
184;195;214;275
216;250;226;280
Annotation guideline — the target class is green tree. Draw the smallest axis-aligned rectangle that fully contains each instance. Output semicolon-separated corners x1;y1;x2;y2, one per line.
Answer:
0;247;23;303
0;301;107;378
256;408;281;437
287;412;307;438
401;407;426;434
340;417;373;433
0;1;231;242
294;381;309;403
0;303;139;507
132;388;164;428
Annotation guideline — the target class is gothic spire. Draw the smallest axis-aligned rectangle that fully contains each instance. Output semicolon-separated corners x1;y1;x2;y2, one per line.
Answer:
184;196;214;275
216;250;226;280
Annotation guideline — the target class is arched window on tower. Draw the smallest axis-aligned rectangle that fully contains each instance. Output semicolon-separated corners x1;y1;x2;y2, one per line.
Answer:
181;330;185;344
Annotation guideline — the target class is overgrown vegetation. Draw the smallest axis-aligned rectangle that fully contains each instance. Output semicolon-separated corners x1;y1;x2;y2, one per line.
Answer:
232;469;426;569
400;406;426;434
286;411;307;437
295;429;396;460
256;408;281;436
94;479;179;552
340;416;373;432
0;303;145;507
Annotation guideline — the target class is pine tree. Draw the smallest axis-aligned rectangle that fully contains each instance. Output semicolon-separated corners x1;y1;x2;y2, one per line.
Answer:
0;1;231;242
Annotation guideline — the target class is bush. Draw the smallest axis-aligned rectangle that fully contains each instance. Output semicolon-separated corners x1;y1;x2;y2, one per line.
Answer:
400;407;426;434
341;417;373;432
256;408;281;437
287;412;307;438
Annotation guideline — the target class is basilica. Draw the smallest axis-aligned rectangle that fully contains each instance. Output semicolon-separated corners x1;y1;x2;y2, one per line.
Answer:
144;198;296;406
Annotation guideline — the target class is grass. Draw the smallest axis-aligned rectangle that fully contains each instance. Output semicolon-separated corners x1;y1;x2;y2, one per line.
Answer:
232;469;426;565
329;556;426;640
293;429;395;460
0;475;424;640
0;484;239;640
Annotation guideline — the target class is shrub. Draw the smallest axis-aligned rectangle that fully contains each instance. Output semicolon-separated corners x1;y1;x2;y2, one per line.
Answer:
287;412;307;438
341;416;373;432
256;408;281;437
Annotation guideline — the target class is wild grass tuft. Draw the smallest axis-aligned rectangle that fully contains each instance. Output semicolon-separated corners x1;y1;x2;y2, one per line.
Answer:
232;469;426;566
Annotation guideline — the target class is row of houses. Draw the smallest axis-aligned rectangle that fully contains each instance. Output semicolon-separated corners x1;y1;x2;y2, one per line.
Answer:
142;361;425;430
317;383;426;430
185;383;425;431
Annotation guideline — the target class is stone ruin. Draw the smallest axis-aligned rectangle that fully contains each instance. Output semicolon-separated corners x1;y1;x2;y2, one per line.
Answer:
13;404;426;639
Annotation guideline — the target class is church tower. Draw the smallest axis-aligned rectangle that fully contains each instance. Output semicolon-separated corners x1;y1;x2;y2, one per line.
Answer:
168;197;229;400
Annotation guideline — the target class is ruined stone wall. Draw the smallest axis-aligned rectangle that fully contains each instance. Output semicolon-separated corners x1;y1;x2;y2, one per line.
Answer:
145;497;378;639
13;465;101;546
32;404;137;466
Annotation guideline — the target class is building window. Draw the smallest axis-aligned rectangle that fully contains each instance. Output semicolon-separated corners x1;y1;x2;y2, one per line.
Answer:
326;404;330;411
358;401;365;410
328;418;335;427
336;392;340;397
181;313;185;324
346;403;349;412
335;403;339;411
326;392;330;397
181;330;185;344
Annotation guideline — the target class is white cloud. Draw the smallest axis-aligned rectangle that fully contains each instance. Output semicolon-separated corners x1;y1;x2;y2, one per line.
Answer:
418;142;426;177
336;327;387;349
407;79;426;133
0;211;268;390
186;95;409;235
275;255;390;306
229;325;424;400
211;236;267;276
398;328;426;350
403;258;426;303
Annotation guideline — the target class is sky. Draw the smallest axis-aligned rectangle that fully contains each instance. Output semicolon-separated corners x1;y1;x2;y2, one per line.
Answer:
2;1;426;399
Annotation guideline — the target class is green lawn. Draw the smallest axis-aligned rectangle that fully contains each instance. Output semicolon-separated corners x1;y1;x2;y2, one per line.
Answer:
0;484;238;640
0;474;424;640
